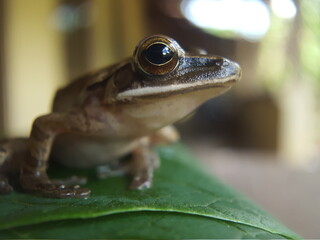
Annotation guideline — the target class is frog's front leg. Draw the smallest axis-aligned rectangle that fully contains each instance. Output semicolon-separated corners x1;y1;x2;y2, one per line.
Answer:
129;137;158;190
20;112;91;198
129;126;180;190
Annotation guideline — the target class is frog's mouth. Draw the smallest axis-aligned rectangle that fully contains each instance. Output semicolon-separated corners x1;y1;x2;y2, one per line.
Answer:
116;76;239;100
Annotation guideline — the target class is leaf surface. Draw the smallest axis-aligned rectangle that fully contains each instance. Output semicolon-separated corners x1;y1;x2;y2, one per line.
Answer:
1;212;289;239
0;144;299;239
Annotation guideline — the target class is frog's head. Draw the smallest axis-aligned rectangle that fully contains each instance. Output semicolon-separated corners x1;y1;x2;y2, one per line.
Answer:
105;35;241;128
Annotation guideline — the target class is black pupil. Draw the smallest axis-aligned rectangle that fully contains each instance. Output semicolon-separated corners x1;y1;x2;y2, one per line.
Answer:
144;43;174;65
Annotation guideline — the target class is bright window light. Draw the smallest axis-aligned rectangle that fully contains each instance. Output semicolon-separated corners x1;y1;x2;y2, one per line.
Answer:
270;0;297;19
180;0;270;41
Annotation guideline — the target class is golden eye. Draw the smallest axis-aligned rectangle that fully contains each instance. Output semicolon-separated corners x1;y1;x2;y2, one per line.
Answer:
135;36;181;76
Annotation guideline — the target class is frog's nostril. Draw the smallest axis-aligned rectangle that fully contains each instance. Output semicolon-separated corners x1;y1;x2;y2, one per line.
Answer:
222;59;232;67
215;59;224;67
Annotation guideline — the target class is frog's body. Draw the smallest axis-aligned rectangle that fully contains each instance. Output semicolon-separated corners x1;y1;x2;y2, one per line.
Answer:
0;35;241;198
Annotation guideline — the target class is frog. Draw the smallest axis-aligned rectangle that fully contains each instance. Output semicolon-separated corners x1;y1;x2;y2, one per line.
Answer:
0;35;241;198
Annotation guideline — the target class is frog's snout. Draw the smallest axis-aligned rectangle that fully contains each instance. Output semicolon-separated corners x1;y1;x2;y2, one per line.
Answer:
223;59;242;82
233;62;242;81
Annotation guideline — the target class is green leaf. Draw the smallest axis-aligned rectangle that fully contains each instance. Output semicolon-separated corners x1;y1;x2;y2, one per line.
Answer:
0;144;299;239
1;212;288;239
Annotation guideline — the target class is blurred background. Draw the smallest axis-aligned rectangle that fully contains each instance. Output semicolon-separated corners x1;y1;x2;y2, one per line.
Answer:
0;0;319;237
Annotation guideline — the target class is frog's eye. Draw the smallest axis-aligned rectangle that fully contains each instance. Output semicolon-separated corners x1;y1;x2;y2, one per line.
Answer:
144;43;174;65
135;36;181;76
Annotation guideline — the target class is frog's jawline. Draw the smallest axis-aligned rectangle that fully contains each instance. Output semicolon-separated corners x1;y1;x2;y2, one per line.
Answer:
116;77;237;100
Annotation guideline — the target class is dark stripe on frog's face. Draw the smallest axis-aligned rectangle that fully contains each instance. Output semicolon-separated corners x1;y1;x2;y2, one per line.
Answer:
115;55;240;101
108;35;241;101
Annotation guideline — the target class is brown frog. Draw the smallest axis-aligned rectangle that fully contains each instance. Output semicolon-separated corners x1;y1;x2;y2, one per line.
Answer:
0;35;241;198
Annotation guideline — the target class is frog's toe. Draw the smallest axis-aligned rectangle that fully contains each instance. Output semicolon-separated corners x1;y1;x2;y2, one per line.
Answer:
52;186;91;198
20;173;91;198
0;176;13;194
38;183;91;198
129;170;152;190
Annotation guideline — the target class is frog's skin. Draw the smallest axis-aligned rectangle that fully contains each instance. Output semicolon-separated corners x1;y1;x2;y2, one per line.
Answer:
0;35;241;198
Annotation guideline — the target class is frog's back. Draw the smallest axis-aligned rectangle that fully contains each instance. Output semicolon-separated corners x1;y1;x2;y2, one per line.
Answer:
52;60;129;112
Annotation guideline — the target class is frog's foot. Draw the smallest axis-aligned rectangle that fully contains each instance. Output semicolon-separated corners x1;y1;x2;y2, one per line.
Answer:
20;174;91;198
129;141;159;190
0;175;13;194
31;182;91;198
24;181;91;198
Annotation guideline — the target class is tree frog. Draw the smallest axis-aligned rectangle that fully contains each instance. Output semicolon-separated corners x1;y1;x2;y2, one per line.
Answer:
0;35;241;198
